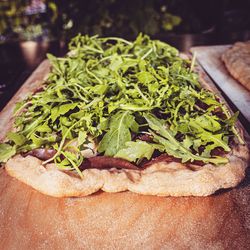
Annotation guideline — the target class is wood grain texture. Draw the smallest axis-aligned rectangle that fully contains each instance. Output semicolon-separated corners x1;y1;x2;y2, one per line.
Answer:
0;168;250;250
0;60;50;141
0;58;250;249
191;45;250;122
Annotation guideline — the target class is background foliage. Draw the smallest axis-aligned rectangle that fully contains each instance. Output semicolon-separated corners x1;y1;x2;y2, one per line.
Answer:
0;0;249;43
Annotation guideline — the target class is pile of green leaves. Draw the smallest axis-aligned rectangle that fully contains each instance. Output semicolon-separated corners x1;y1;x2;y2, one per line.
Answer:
0;34;242;175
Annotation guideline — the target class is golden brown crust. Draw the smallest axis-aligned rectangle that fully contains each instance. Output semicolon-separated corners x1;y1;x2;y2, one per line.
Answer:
222;41;250;91
5;138;249;197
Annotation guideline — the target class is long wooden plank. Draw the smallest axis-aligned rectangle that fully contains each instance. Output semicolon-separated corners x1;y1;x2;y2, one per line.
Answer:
190;45;250;122
0;60;50;141
0;57;249;249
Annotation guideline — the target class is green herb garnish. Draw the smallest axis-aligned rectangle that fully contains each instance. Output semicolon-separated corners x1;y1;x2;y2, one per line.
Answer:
0;34;243;175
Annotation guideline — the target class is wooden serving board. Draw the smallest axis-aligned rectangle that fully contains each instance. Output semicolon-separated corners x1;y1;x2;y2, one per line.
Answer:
0;60;249;249
190;45;250;122
0;60;50;141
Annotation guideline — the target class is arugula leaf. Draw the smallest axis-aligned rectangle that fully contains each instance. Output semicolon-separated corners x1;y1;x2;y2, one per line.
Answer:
0;34;239;173
115;140;155;162
98;111;138;156
0;144;16;163
78;131;87;147
51;103;78;122
36;122;52;133
144;113;229;164
7;132;26;146
109;54;123;71
137;71;155;84
194;115;221;132
188;121;230;152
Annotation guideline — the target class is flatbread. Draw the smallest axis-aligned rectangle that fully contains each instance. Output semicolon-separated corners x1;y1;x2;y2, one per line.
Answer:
5;135;249;197
1;61;250;198
222;41;250;91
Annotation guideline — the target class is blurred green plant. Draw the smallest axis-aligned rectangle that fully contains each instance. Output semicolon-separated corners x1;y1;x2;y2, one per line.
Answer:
0;0;57;42
0;0;182;43
56;0;182;40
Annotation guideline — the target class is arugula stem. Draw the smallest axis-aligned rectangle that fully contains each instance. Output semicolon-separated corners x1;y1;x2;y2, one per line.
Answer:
81;45;103;54
43;117;85;165
141;48;153;60
23;111;49;136
173;100;185;125
92;40;104;53
100;37;132;45
119;104;153;111
221;104;244;144
73;86;89;103
72;83;91;96
14;101;32;115
133;84;150;103
60;151;84;179
92;55;113;68
81;97;102;110
85;61;103;84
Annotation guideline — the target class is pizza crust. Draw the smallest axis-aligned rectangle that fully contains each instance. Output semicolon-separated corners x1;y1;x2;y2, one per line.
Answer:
1;60;250;198
222;41;250;91
5;140;249;197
